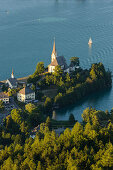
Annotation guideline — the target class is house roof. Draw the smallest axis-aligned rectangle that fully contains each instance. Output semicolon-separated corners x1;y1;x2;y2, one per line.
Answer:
57;56;68;68
19;87;35;95
0;92;9;99
49;56;68;69
8;78;18;87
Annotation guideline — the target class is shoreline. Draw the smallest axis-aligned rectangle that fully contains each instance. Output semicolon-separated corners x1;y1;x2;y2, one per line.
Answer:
0;75;30;83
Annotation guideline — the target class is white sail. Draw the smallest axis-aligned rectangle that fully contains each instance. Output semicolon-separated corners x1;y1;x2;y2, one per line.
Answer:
88;37;92;44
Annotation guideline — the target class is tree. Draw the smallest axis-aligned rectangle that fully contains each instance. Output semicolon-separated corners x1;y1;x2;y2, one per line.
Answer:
44;97;52;113
11;109;22;125
59;77;65;87
7;89;17;97
54;65;63;77
27;75;40;84
66;73;71;83
90;68;97;80
70;57;79;66
54;93;63;105
45;75;52;85
33;62;45;76
82;107;94;123
25;103;37;114
5;115;12;129
90;63;106;80
0;100;4;111
2;84;8;92
31;84;35;91
69;113;75;124
45;116;51;130
20;121;28;134
28;113;40;127
37;161;42;170
1;157;14;170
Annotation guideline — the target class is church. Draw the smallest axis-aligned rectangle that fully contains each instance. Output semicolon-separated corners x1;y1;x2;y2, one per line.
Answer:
6;69;18;89
48;40;69;73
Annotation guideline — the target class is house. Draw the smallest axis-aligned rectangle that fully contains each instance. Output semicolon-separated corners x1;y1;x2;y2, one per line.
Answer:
0;92;9;103
17;86;35;103
48;39;69;73
6;69;18;89
69;57;80;72
69;62;79;72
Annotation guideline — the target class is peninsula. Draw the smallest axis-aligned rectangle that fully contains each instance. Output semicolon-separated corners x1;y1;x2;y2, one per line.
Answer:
0;39;112;119
0;40;112;170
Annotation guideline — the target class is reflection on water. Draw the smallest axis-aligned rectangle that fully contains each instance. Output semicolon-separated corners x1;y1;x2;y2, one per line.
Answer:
56;88;112;122
88;44;92;50
88;44;92;62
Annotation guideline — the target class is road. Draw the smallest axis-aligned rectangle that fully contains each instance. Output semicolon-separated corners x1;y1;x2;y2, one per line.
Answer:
0;97;20;124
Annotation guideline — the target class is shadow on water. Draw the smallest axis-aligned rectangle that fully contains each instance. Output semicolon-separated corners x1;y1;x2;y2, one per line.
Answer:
55;87;112;121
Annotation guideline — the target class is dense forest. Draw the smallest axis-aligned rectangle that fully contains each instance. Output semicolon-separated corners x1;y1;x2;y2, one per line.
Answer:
1;107;113;169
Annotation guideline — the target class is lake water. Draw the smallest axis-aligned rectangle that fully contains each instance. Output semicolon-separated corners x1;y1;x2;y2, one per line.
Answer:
0;0;113;121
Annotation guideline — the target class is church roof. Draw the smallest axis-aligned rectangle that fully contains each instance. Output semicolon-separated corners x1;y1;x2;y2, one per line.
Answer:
57;56;68;68
19;87;34;95
8;78;18;87
49;56;68;69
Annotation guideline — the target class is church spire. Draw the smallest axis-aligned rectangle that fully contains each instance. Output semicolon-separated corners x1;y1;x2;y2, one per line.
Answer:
11;68;14;78
52;38;56;55
51;38;57;62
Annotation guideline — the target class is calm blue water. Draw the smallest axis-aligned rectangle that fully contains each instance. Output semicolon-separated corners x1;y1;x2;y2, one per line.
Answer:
0;0;113;121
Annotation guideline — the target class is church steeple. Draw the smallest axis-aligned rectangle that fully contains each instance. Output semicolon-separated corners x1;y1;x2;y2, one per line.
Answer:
51;38;57;62
52;39;56;55
11;68;14;78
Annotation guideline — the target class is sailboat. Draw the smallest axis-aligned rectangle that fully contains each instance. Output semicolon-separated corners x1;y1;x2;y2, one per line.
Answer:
88;37;92;45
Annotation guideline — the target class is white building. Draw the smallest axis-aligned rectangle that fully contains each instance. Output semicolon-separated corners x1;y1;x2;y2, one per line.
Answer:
17;87;35;103
48;39;69;73
6;69;18;89
0;92;9;103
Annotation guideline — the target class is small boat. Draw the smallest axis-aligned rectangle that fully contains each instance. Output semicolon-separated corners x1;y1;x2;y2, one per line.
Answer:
88;37;92;45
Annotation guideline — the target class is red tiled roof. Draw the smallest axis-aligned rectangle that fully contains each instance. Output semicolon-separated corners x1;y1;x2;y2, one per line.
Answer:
19;87;34;95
